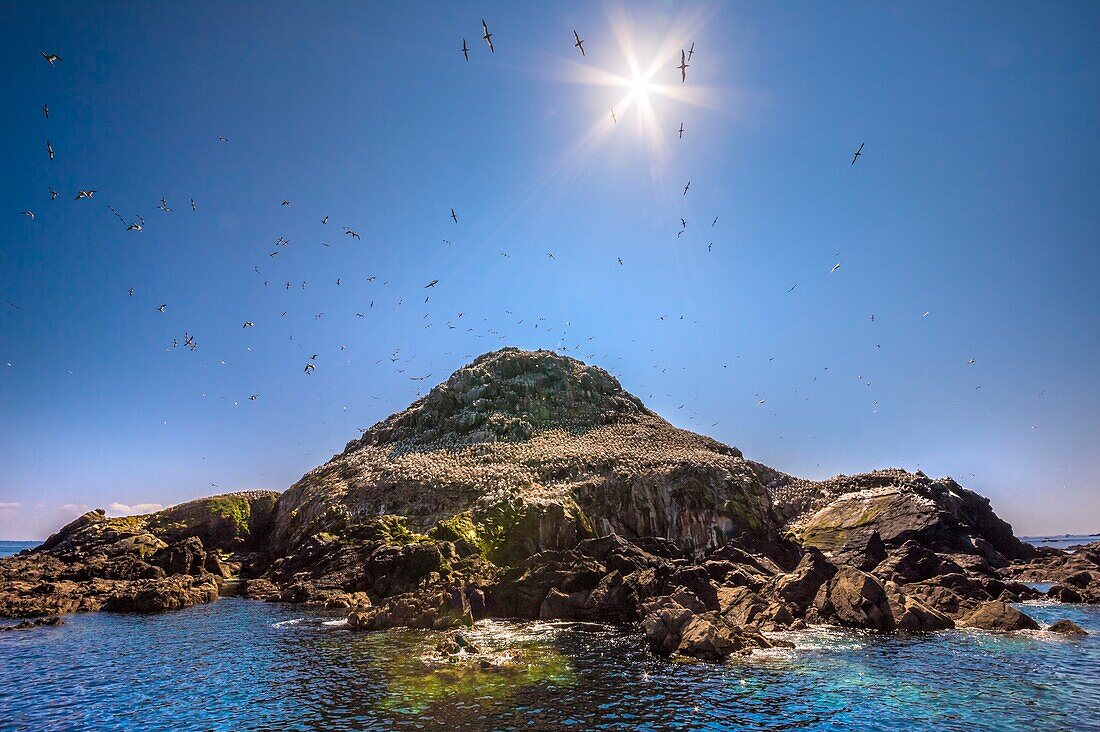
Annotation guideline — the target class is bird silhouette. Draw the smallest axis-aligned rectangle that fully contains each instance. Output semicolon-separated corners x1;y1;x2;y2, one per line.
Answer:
482;19;494;53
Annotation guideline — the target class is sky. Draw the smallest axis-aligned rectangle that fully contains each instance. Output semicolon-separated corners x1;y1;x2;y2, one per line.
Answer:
1;1;1098;540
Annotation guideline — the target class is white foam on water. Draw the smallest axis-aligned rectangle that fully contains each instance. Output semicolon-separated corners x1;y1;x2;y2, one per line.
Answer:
272;617;305;628
322;618;349;627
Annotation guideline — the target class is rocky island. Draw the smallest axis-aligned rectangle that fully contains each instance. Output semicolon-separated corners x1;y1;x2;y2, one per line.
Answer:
2;348;1094;658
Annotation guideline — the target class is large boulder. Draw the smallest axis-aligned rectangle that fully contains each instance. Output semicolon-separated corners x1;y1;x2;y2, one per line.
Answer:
813;566;895;631
959;601;1040;631
766;547;836;613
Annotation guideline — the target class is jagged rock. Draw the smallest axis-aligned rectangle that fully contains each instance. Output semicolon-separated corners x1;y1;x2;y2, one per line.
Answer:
768;469;1035;566
766;547;836;613
347;585;471;630
1048;619;1087;635
154;536;208;576
642;596;786;661
814;566;895;631
873;540;966;583
883;581;954;631
959;601;1040;631
101;575;219;613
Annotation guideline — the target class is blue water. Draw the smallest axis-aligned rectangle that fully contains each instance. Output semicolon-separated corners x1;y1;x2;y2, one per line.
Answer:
0;597;1097;731
0;541;38;559
1022;534;1099;551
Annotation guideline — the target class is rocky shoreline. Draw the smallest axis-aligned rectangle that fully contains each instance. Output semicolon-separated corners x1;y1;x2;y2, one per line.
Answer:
1;348;1094;660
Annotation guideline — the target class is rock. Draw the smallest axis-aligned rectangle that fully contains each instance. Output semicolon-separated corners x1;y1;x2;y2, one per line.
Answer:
814;566;895;631
1047;619;1087;635
641;596;785;661
102;576;219;613
0;615;63;631
154;536;208;576
770;469;1035;566
959;601;1040;631
766;547;836;613
348;585;471;631
642;598;695;656
884;581;954;631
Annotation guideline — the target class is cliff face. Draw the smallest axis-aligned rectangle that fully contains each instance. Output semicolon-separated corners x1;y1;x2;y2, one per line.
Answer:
272;348;779;561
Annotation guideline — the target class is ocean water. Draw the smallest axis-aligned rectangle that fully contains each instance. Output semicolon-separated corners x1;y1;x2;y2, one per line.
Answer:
1022;534;1100;551
0;541;38;559
0;598;1097;731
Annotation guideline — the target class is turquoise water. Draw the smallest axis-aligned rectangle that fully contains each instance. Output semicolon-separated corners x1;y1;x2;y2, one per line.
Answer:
0;597;1097;731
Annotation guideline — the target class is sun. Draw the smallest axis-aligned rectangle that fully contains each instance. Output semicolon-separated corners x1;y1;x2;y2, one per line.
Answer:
628;72;654;103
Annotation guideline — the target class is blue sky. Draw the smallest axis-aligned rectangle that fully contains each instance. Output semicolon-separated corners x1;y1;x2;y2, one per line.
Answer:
1;1;1098;539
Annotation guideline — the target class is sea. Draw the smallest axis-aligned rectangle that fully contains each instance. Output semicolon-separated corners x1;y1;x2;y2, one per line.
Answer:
1;538;1098;732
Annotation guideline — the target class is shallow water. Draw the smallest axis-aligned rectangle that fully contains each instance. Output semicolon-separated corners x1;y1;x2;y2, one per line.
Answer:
1;598;1098;731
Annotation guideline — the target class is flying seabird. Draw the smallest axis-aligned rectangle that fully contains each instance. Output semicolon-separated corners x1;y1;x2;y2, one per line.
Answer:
243;321;254;328
678;122;684;139
687;42;695;61
482;19;494;53
344;228;360;239
46;141;54;161
851;143;864;165
49;188;58;201
321;216;328;225
611;108;617;124
156;304;166;312
678;49;689;82
683;180;690;195
830;263;841;273
40;52;62;66
450;208;458;223
75;190;96;200
573;30;585;57
20;211;34;219
43;104;49;119
462;38;469;61
304;363;315;374
425;279;439;288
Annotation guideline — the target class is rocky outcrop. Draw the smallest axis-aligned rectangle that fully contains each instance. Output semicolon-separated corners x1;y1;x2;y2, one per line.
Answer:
768;469;1036;568
0;492;277;617
1004;542;1100;604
